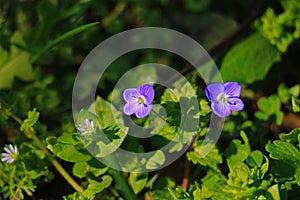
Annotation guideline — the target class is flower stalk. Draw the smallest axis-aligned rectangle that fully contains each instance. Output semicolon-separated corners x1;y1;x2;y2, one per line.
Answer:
25;127;83;192
1;102;83;192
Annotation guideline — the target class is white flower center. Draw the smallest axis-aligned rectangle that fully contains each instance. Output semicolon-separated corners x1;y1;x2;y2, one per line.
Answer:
218;93;229;103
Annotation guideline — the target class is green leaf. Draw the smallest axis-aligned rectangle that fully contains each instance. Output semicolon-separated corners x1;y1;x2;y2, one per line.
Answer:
45;136;57;146
193;182;202;200
291;96;300;112
257;95;281;115
187;141;222;170
227;163;250;188
83;175;112;198
266;140;300;166
57;133;82;145
279;128;300;143
289;84;300;97
96;126;127;157
93;96;122;129
55;144;92;162
146;150;165;170
168;187;191;200
63;192;89;200
267;184;280;200
129;173;148;194
73;160;108;179
246;150;263;167
225;131;251;171
220;33;281;84
20;108;39;131
32;22;99;62
277;83;290;103
280;0;300;11
0;32;35;89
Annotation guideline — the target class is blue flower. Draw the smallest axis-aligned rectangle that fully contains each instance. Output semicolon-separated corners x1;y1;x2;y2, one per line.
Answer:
77;118;95;135
1;144;18;163
205;82;244;118
123;84;155;118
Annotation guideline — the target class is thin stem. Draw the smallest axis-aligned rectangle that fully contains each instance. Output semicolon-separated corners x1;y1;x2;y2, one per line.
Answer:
108;168;137;200
25;128;84;192
0;102;84;192
9;112;23;125
181;157;190;190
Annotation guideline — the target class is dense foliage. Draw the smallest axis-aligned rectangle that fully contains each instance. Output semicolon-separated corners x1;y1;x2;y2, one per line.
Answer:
1;0;300;199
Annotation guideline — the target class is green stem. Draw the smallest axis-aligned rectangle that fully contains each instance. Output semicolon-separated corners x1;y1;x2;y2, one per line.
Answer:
25;128;83;192
108;168;137;200
0;102;84;192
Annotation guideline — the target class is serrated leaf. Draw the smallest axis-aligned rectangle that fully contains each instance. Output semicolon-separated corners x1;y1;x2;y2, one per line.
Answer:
0;32;35;89
266;140;300;166
220;33;281;84
20;108;39;131
279;128;300;143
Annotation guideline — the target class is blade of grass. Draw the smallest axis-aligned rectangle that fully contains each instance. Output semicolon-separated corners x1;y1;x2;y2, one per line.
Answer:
32;22;99;62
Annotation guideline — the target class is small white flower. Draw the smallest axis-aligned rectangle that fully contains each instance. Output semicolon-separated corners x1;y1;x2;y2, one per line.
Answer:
1;144;18;163
77;118;94;135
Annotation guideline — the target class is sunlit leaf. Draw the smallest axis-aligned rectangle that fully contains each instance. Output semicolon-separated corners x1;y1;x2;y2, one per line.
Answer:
220;33;281;84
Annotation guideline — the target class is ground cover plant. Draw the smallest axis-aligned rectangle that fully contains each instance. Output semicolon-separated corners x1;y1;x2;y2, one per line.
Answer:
0;0;300;199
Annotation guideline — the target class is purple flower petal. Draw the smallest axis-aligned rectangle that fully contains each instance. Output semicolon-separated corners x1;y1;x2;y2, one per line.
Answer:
2;153;9;157
135;104;153;118
224;82;242;97
211;102;231;118
1;157;9;162
3;147;10;153
124;100;139;116
138;84;155;103
228;97;244;111
123;88;139;102
205;83;224;102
